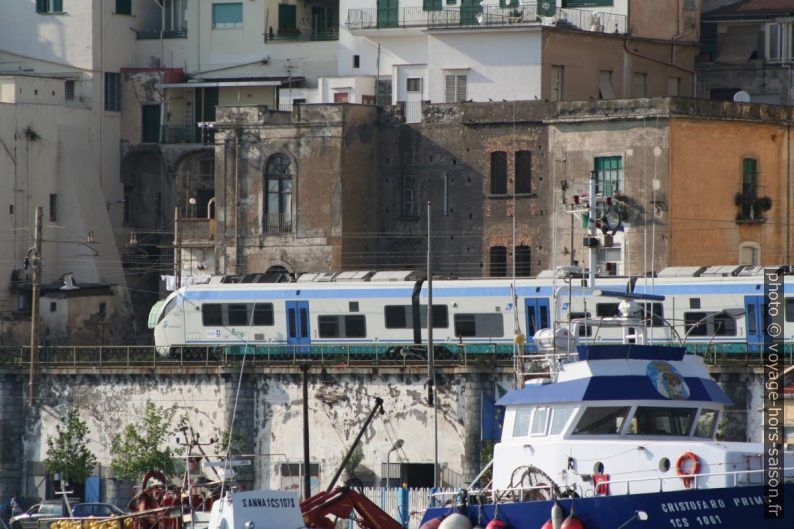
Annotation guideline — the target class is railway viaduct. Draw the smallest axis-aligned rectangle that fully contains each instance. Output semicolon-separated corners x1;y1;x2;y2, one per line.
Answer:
0;359;773;509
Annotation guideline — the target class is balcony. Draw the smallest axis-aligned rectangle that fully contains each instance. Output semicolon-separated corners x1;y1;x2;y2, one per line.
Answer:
264;213;292;234
346;4;626;34
159;125;215;145
268;30;339;42
135;28;188;40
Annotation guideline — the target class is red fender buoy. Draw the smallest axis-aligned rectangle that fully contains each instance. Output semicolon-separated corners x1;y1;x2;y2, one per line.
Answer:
560;515;584;529
485;520;509;529
419;517;444;529
540;521;553;529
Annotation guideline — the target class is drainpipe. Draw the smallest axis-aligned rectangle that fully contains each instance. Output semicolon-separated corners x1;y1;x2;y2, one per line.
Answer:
787;119;791;263
232;133;239;275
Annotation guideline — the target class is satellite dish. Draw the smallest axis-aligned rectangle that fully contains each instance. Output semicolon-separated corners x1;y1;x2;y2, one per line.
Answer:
733;90;751;103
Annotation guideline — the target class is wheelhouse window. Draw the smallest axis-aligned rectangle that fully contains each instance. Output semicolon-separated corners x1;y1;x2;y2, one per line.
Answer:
626;407;696;436
694;409;719;438
454;313;504;338
530;407;549;435
264;154;292;233
572;406;629;435
550;406;575;435
512;408;531;437
384;305;448;329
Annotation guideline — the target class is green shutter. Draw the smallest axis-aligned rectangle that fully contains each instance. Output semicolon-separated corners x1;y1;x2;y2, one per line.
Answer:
36;0;48;12
538;1;556;16
423;0;442;11
278;4;297;30
213;3;243;25
52;0;62;12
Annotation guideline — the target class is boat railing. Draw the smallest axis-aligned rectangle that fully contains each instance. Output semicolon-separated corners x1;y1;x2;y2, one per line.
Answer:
427;466;794;505
593;465;794;496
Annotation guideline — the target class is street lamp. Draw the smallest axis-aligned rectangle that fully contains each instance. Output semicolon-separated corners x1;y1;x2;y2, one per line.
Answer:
386;439;404;488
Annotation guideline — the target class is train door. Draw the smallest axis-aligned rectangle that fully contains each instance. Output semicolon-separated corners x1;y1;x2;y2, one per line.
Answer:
286;301;311;351
744;295;765;353
524;298;550;338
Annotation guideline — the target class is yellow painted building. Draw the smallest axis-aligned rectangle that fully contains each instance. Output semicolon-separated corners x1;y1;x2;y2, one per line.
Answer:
669;103;794;266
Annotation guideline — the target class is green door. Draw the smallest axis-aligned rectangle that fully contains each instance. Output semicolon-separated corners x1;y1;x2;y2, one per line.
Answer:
377;0;398;28
460;0;481;26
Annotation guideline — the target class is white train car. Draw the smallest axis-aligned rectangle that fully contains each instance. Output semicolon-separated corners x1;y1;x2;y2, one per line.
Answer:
148;271;633;355
633;266;794;355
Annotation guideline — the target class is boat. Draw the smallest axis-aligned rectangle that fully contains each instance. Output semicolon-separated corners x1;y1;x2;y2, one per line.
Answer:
420;281;794;529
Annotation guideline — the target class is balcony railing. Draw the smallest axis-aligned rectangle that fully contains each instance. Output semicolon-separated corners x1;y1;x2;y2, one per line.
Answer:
268;30;339;42
265;213;292;234
160;125;215;145
135;28;188;40
346;4;626;34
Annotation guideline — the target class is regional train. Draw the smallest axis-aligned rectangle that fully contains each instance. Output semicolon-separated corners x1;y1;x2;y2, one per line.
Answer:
148;266;794;356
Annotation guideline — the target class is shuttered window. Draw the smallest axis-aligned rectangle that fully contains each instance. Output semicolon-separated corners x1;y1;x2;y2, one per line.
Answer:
423;0;443;10
36;0;63;13
445;74;467;103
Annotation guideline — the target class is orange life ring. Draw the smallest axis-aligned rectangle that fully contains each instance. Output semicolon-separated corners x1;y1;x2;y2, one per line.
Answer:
675;451;700;488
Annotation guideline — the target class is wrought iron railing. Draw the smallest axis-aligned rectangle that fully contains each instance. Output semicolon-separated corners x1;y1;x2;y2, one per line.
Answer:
135;28;188;40
268;31;339;42
265;213;292;234
346;4;626;34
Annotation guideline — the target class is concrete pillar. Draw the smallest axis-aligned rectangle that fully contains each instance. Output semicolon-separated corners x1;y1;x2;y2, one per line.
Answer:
461;375;487;484
224;373;257;489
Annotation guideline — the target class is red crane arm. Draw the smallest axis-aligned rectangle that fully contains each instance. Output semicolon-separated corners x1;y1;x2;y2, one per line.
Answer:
301;487;404;529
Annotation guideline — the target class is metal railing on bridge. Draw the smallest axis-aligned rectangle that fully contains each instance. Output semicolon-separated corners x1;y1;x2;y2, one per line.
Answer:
0;342;789;370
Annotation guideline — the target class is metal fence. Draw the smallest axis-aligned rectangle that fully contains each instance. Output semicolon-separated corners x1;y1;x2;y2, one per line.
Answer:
361;487;455;529
0;342;788;370
346;4;626;34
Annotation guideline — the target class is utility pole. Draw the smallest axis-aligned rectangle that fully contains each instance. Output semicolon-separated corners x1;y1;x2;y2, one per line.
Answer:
174;206;181;290
28;206;42;405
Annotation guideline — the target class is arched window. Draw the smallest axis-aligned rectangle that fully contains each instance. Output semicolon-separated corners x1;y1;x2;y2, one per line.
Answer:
265;154;292;233
739;241;760;266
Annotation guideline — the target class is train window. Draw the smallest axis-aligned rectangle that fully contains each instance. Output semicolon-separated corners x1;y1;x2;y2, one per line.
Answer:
786;298;794;322
318;316;339;338
159;296;180;324
349;302;359;312
640;302;664;327
202;304;223;326
684;312;708;336
572;406;630;435
384;305;448;329
595;303;619;317
385;306;407;328
253;304;274;326
345;315;366;337
288;310;297;338
227;304;248;325
454;313;504;337
319;315;367;338
689;298;700;309
712;312;737;336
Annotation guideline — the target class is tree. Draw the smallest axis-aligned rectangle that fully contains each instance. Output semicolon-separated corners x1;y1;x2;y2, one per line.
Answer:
110;400;186;480
44;407;97;485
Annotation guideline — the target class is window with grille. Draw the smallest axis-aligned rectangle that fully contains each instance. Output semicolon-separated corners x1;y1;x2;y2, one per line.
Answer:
490;152;507;194
104;72;121;111
490;246;507;277
264;154;292;233
401;174;418;218
445;74;467;103
515;150;531;194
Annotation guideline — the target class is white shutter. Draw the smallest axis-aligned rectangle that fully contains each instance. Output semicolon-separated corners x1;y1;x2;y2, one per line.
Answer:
455;75;467;102
445;75;455;102
445;74;467;102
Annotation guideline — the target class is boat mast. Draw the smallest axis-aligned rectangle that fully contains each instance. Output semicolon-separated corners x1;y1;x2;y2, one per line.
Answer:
588;171;597;287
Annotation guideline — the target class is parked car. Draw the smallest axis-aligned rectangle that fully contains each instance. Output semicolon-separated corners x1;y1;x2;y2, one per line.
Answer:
10;501;69;529
71;504;126;518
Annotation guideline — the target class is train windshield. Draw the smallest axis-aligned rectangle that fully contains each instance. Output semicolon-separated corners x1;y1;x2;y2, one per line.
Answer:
147;295;180;329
